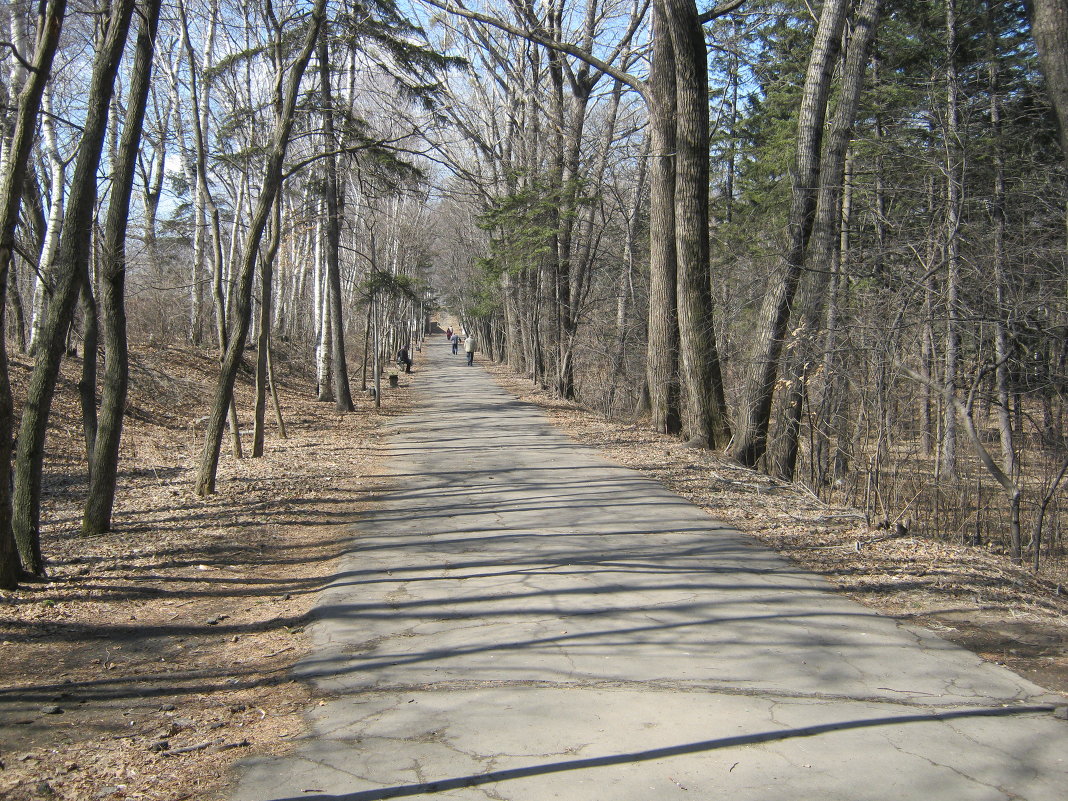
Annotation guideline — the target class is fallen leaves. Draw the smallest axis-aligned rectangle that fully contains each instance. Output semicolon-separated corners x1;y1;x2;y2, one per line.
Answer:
0;344;417;800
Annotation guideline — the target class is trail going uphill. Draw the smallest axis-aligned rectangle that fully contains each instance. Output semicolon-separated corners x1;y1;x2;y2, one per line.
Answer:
232;339;1067;801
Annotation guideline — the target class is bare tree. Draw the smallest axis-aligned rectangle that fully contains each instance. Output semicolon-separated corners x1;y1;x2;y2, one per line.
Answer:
731;0;850;468
195;0;326;496
83;0;163;536
12;0;136;575
0;0;67;588
317;26;354;411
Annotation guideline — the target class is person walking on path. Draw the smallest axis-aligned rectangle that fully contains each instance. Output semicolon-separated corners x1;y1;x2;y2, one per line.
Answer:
464;333;476;366
451;332;460;355
445;326;453;341
397;345;412;374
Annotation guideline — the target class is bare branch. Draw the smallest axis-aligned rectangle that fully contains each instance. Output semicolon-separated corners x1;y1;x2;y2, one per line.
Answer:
0;40;37;73
898;365;1016;496
418;0;647;98
698;0;747;25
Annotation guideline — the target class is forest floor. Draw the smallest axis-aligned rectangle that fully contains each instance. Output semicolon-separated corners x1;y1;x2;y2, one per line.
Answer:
1;346;1065;801
485;363;1068;702
0;344;415;801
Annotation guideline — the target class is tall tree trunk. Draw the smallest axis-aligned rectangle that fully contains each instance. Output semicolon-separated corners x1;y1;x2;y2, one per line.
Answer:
29;89;65;355
195;0;326;496
0;0;67;589
645;0;681;435
78;279;99;461
318;31;354;412
731;0;850;467
942;0;961;479
178;0;221;349
823;150;853;484
177;0;240;456
989;0;1016;485
253;197;282;457
769;0;882;480
1031;0;1068;164
13;0;136;574
663;0;730;449
317;285;333;400
84;0;162;535
139;97;169;281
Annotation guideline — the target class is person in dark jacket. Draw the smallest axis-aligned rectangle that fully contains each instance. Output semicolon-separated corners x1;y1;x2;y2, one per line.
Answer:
397;345;413;373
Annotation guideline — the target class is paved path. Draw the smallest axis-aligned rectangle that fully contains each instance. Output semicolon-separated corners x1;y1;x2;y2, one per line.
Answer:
233;341;1067;800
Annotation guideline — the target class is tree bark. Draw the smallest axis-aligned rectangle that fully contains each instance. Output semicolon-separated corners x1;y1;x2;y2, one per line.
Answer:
84;0;162;535
988;0;1017;496
731;0;850;467
254;197;282;457
0;0;67;588
78;279;99;461
1032;0;1068;162
769;0;882;480
663;0;730;449
195;0;326;496
13;0;136;574
28;88;65;355
318;30;354;412
6;253;26;353
267;332;287;439
645;0;682;435
942;0;961;479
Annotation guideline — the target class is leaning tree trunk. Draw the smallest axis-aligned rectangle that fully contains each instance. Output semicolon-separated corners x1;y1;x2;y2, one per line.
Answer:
769;0;882;481
195;0;326;496
84;0;162;536
318;30;354;412
731;0;850;468
13;0;136;574
28;89;66;356
178;0;240;457
0;0;67;589
253;196;282;457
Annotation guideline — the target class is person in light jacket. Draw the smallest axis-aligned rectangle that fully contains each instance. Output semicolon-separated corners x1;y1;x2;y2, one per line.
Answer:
464;333;476;366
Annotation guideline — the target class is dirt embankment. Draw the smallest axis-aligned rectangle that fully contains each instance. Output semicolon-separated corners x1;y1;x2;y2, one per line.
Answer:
0;345;416;801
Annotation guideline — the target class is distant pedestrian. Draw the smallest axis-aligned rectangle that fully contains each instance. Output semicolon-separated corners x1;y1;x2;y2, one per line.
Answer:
451;333;460;354
464;333;476;366
445;326;453;341
397;345;412;374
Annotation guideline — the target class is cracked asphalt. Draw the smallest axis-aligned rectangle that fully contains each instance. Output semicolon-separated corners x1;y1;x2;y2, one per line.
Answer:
231;340;1068;800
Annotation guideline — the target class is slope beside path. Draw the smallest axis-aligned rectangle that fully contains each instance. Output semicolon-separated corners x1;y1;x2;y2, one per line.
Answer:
232;339;1067;801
